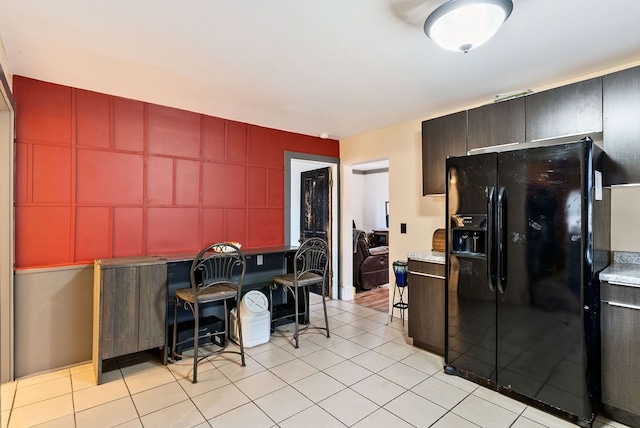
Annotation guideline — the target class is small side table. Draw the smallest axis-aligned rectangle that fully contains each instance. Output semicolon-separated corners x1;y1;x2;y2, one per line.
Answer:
390;260;408;325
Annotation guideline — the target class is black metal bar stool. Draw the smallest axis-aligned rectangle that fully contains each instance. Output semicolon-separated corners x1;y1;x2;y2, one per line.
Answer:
270;237;330;348
171;243;246;383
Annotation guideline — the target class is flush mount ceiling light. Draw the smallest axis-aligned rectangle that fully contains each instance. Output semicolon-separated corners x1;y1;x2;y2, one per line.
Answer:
424;0;513;53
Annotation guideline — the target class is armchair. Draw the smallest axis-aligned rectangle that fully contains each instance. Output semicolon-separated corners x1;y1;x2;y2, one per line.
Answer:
353;230;389;291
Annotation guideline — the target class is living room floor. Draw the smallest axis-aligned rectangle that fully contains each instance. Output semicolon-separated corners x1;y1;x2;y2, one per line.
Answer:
354;284;389;313
1;294;626;428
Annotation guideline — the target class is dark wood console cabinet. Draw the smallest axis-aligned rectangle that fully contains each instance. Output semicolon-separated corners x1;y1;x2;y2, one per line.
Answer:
408;259;445;355
93;256;167;384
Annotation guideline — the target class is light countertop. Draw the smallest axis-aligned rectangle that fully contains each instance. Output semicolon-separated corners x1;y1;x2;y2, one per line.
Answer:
407;250;445;264
599;251;640;285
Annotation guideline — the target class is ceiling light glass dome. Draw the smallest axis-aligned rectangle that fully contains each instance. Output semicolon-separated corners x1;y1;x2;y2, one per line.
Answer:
424;0;513;53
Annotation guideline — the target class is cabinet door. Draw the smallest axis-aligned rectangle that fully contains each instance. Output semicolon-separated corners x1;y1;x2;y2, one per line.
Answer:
603;66;640;185
101;266;139;359
422;111;467;195
601;299;640;416
138;264;167;351
467;98;525;151
408;261;445;355
525;77;603;142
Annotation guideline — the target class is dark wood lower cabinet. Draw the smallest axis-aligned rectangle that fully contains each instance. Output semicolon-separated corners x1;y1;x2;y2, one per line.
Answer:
601;280;640;427
408;259;445;355
93;257;167;384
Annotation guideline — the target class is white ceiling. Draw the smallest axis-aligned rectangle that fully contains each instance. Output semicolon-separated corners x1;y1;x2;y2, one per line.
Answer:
353;160;389;172
1;0;640;140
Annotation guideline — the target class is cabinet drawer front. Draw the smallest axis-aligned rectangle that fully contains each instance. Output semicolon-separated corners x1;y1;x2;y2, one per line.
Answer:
408;260;445;278
601;281;640;306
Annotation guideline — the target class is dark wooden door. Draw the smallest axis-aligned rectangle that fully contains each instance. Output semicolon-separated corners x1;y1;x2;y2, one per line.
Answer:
300;167;332;296
300;167;331;242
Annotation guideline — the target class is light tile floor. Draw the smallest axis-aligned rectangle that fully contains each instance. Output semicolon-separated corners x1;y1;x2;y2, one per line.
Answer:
0;295;630;428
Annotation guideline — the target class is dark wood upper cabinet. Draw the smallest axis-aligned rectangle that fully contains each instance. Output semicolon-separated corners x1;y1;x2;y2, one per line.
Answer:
467;97;525;152
422;111;467;195
525;77;603;142
603;66;640;185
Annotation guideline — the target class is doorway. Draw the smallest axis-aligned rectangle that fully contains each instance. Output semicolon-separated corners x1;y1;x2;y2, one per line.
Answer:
352;159;389;312
285;153;339;299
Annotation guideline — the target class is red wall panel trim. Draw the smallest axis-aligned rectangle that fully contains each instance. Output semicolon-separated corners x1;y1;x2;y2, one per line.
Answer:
147;104;200;159
113;97;144;152
248;208;283;247
202;116;225;162
201;208;224;247
146;156;173;205
113;207;143;257
15;206;72;267
32;144;72;203
76;149;144;205
76;89;110;149
201;163;246;208
13;76;339;268
174;159;200;206
146;207;199;254
14;78;72;145
75;206;110;262
248;166;267;207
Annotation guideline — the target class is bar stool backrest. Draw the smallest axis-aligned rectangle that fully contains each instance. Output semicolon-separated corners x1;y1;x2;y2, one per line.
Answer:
190;243;246;300
294;238;329;289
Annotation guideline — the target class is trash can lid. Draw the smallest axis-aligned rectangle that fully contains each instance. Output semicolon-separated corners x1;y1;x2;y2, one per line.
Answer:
241;290;269;315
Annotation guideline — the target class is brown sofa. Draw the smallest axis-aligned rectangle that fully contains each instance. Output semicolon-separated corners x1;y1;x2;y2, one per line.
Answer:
353;230;389;291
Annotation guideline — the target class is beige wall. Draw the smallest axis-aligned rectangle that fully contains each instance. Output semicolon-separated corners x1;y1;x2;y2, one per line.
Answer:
611;186;640;252
14;265;93;378
340;120;445;304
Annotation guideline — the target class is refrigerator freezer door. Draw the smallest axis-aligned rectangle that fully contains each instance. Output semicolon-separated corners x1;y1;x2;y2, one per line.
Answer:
446;153;498;382
496;142;591;419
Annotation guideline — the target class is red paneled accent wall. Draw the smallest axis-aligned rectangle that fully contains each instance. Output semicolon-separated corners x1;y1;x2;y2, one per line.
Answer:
13;76;339;268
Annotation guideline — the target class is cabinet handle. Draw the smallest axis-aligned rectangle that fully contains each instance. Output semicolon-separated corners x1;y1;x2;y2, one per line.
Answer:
606;301;640;311
607;280;640;288
408;271;445;280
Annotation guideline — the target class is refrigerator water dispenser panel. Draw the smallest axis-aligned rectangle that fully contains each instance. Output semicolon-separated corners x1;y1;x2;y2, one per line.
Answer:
451;214;487;255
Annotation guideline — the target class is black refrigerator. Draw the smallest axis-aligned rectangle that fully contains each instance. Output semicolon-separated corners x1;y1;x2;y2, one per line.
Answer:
444;138;610;426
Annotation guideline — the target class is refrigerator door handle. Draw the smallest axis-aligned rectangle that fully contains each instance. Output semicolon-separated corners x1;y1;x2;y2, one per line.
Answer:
487;186;496;292
496;187;507;294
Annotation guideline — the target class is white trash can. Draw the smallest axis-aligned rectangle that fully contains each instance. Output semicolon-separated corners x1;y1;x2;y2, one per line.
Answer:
230;290;270;348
